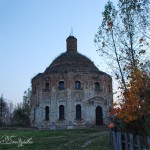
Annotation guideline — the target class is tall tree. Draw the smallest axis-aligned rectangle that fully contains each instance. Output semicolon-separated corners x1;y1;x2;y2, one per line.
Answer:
95;0;150;90
0;95;9;126
22;88;31;126
95;0;150;135
12;88;31;126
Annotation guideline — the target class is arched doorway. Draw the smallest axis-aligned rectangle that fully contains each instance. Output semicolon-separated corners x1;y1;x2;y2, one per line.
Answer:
95;106;103;125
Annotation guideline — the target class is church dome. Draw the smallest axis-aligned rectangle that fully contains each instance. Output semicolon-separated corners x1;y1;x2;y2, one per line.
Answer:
44;35;104;74
44;50;100;73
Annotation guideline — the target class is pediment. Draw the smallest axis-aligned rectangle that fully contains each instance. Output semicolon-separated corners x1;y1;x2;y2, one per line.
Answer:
89;96;105;101
87;96;107;105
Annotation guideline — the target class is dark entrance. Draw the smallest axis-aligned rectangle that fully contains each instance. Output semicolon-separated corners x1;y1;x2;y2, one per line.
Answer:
96;106;103;125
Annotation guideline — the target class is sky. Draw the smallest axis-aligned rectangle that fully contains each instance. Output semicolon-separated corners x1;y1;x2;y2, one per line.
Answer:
0;0;118;105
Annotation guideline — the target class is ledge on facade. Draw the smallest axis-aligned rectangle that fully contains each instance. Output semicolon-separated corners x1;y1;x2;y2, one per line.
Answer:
56;119;66;124
75;118;82;121
74;118;84;123
58;88;65;91
94;88;103;92
43;119;50;121
58;119;65;121
88;101;94;105
43;89;50;92
75;88;83;90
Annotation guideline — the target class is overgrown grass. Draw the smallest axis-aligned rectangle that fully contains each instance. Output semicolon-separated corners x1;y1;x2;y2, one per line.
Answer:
0;127;112;150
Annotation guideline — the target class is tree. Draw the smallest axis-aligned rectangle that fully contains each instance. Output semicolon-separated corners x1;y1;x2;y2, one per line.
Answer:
111;63;150;134
0;95;10;126
95;0;150;90
22;88;31;126
12;88;31;126
13;103;24;126
95;0;150;135
0;95;6;125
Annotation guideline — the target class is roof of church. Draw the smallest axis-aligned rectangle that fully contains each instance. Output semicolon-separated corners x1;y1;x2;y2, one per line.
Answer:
43;35;109;74
32;36;110;81
44;50;104;74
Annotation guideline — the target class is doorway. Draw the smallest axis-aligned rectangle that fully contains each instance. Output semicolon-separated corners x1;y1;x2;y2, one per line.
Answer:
96;106;103;125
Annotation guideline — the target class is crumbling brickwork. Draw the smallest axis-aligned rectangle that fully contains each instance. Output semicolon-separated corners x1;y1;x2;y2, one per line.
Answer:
30;36;113;129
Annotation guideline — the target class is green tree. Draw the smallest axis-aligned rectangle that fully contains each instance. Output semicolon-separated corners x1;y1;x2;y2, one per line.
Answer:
12;88;31;126
22;88;31;126
13;103;24;126
0;95;9;126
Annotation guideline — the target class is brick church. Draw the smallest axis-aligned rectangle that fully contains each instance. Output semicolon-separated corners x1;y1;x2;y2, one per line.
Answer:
30;35;113;129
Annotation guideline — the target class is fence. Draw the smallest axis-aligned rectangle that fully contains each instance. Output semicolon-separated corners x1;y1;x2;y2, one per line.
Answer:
110;130;150;150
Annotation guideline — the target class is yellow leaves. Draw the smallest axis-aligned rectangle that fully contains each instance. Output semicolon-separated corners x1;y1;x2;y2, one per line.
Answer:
107;21;113;27
111;98;139;122
139;49;145;55
139;37;144;43
118;86;124;89
126;65;131;71
110;65;150;123
105;28;111;32
126;84;130;88
140;63;143;66
105;21;113;32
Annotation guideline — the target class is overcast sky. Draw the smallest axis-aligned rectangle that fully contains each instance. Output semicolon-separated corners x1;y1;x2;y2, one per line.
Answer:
0;0;118;104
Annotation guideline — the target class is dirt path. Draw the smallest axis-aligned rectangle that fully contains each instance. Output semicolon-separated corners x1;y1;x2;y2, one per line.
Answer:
81;131;108;148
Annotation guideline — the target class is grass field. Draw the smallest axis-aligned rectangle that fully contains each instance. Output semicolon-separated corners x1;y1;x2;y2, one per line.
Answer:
0;126;112;150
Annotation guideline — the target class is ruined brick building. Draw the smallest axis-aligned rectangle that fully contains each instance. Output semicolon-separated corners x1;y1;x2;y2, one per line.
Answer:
30;35;113;129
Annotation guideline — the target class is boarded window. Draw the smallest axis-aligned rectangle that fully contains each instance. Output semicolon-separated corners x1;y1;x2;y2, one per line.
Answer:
76;104;81;119
59;105;65;120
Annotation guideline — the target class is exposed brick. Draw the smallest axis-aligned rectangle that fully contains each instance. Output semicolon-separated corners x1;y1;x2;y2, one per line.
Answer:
30;36;113;129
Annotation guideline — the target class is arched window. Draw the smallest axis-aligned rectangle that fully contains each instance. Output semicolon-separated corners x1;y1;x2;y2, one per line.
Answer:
95;82;100;91
59;81;64;90
45;106;49;120
76;104;81;119
45;82;49;91
59;105;64;120
75;81;81;89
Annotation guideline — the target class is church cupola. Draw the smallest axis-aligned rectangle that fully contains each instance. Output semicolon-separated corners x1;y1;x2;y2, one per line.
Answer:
66;36;77;52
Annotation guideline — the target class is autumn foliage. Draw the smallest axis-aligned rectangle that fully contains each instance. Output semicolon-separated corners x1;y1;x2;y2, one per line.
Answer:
95;0;150;135
110;64;150;134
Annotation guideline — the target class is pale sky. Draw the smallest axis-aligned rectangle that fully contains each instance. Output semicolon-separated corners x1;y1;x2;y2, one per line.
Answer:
0;0;118;104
